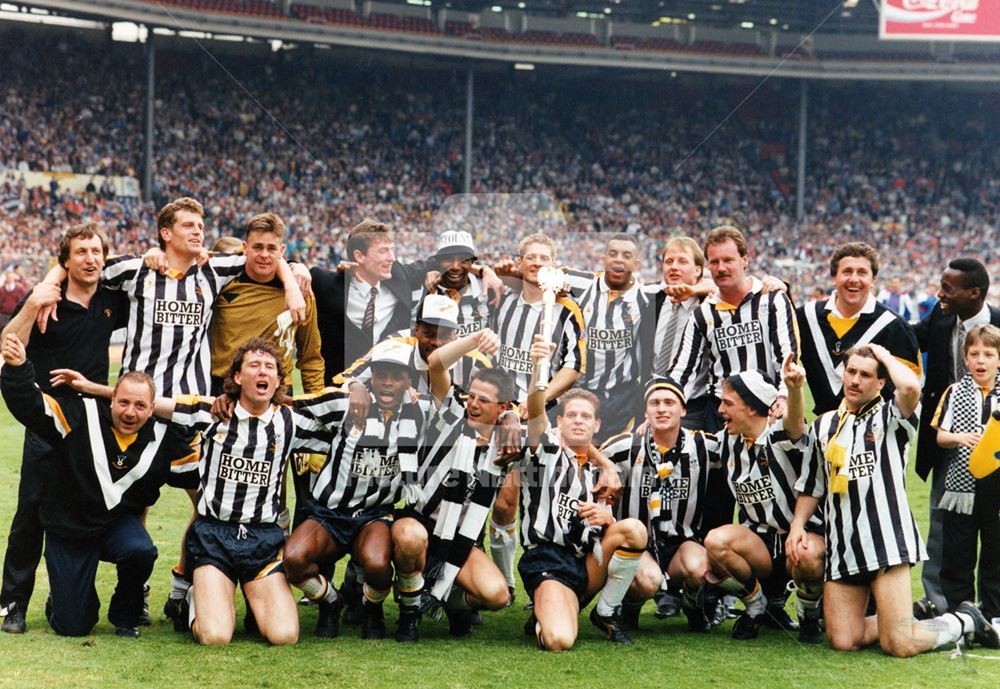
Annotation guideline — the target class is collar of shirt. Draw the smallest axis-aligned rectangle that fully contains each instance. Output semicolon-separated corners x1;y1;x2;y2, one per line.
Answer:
708;276;762;310
351;274;381;299
961;302;991;328
516;290;543;310
656;285;698;312
825;293;876;319
234;401;276;424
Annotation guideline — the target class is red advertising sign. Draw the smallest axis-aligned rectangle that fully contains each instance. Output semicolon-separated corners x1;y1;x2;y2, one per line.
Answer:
880;1;1000;41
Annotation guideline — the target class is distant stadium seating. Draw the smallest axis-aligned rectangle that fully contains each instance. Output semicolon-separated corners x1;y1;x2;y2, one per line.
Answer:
1;29;998;302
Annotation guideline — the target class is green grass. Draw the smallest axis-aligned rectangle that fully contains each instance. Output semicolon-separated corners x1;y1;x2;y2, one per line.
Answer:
0;380;996;689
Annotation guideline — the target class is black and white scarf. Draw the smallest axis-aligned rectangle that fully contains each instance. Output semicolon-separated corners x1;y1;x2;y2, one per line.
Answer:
424;435;507;607
940;371;1000;515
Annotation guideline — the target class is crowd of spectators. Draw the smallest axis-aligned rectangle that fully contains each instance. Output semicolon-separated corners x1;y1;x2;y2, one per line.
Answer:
2;30;998;305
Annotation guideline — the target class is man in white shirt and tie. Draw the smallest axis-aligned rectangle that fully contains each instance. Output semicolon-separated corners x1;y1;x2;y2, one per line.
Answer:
645;237;714;430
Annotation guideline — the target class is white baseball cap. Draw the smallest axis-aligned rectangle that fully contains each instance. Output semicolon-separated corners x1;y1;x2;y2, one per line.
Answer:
416;294;459;330
432;230;477;260
369;339;414;368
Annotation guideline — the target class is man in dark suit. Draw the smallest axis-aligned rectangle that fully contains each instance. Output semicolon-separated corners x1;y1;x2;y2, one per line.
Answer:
913;257;1000;617
310;219;431;386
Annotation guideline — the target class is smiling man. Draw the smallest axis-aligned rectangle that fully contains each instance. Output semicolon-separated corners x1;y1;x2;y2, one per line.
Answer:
565;233;650;444
428;230;491;337
797;242;920;415
1;333;195;639
282;340;433;642
0;223;128;635
599;376;719;634
311;219;438;385
209;212;323;396
912;258;1000;618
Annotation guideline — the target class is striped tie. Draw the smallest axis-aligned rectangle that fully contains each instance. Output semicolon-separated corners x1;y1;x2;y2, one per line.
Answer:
654;302;680;375
362;286;378;341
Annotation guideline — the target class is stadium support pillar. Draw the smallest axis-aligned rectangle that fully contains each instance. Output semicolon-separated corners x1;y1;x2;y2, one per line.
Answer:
143;33;155;204
464;66;474;194
795;79;807;221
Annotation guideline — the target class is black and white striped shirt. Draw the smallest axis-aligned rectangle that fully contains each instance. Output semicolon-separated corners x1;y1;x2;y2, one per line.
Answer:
601;429;717;543
333;332;491;395
669;277;799;399
308;394;433;512
103;254;246;396
171;394;337;524
432;276;490;337
719;420;819;535
797;398;927;580
492;291;586;402
566;270;648;397
520;429;605;557
419;387;509;601
797;295;920;414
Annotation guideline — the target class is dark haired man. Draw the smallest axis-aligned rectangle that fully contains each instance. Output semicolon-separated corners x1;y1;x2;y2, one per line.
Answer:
283;340;433;642
563;233;650;444
912;258;1000;618
388;328;512;641
797;242;920;415
0;223;128;634
792;344;999;656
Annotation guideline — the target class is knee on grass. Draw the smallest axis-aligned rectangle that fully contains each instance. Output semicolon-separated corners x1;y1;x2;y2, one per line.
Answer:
194;618;235;646
539;625;576;652
263;620;299;646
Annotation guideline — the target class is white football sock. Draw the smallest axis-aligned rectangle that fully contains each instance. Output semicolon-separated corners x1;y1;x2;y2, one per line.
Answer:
595;548;643;617
489;519;517;589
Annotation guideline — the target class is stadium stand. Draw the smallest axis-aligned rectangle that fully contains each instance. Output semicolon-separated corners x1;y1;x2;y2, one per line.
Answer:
1;28;998;304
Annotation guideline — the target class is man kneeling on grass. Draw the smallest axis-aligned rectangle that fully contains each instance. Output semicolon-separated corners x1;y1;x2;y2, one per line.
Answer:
520;335;646;650
56;338;343;645
790;343;1000;656
1;333;197;639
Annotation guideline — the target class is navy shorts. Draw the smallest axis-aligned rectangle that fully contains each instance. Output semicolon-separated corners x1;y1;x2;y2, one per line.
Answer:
301;501;393;549
394;505;435;532
518;543;589;603
654;535;701;572
591;386;640;444
185;517;284;584
756;528;792;588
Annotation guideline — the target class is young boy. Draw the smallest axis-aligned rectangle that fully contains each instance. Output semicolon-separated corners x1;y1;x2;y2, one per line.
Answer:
932;324;1000;623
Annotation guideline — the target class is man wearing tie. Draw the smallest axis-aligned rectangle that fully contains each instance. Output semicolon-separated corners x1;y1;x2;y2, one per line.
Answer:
311;219;433;385
646;237;714;430
913;257;1000;618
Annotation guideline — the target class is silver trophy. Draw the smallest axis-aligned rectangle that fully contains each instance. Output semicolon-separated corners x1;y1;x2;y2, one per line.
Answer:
535;266;566;391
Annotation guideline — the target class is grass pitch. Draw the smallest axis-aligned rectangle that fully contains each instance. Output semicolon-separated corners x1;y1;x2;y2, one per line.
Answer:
0;380;997;689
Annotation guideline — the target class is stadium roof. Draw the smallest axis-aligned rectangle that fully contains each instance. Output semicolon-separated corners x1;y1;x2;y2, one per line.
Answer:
426;0;878;34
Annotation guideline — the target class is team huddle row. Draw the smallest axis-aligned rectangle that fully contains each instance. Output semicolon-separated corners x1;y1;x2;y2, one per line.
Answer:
0;196;998;658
